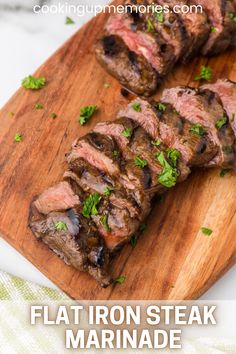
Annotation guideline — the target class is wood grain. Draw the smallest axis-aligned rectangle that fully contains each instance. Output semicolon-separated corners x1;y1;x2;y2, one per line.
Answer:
0;11;235;300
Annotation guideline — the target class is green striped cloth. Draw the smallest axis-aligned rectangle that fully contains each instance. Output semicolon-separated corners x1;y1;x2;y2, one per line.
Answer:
0;270;235;354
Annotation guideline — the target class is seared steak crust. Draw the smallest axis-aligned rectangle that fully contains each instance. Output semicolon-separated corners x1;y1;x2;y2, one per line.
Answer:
162;86;236;167
95;35;160;96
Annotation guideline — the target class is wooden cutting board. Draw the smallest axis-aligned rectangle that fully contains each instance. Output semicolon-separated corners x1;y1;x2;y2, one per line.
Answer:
0;10;236;300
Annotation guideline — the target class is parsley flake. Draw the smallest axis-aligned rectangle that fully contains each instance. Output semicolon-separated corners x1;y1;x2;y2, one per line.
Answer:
211;27;217;33
14;133;22;142
65;16;75;25
82;193;101;218
140;223;147;233
115;275;126;284
79;105;97;125
229;12;236;22
155;9;164;23
194;66;213;82
130;235;138;248
132;102;142;112
220;168;231;177
167;148;181;167
215;116;227;129
201;227;213;236
54;221;68;231
122;128;133;138
151;139;161;146
157;152;179;188
189;123;206;136
134;156;148;168
22;75;46;90
100;214;111;231
51;112;57;119
35;103;44;110
104;186;115;197
154;102;166;111
147;19;155;32
113;150;120;157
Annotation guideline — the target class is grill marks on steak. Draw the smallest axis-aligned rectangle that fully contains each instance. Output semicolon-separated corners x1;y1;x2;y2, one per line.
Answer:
202;79;236;135
192;0;236;55
29;182;112;287
162;86;236;167
95;35;160;96
105;11;175;75
118;98;218;167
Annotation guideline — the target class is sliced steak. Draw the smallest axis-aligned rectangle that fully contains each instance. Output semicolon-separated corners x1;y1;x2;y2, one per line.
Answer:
95;35;160;96
159;0;210;62
162;87;236;167
66;131;152;192
119;98;218;166
202;79;236;135
64;171;140;251
29;183;111;287
105;12;175;75
191;0;236;55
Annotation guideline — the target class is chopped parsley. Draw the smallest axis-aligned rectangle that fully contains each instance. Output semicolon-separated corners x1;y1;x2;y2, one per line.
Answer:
122;128;133;138
115;275;126;284
189;123;206;136
82;193;101;218
154;102;166;111
155;9;164;23
215;116;227;129
14;133;22;142
22;75;46;90
112;150;120;157
103;186;115;197
220;168;231;177
194;66;213;82
51;112;57;119
167;148;181;167
79;105;97;125
147;19;155;32
140;223;147;233
100;214;110;231
151;139;162;146
229;12;236;22
201;227;213;236
157;152;179;188
132;102;142;112
54;221;68;231
211;26;217;33
134;156;148;168
65;16;75;25
130;235;138;247
35;103;44;110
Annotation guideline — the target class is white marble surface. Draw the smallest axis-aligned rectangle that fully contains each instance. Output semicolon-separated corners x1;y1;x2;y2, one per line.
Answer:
0;0;235;298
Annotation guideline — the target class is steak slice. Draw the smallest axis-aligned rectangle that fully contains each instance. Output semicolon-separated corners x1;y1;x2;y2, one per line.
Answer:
95;35;160;96
29;182;112;287
125;0;188;60
191;0;236;55
158;0;210;62
105;12;175;75
162;87;236;168
118;98;218;166
66;131;152;192
202;79;236;135
64;171;140;251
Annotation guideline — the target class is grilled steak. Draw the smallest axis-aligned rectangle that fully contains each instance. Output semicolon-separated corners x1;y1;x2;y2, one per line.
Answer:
118;98;218;166
202;79;236;135
105;11;175;75
29;182;112;287
95;35;160;96
191;0;236;55
162;86;236;167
